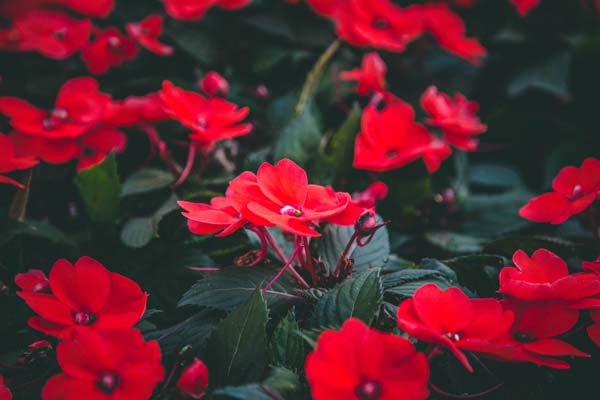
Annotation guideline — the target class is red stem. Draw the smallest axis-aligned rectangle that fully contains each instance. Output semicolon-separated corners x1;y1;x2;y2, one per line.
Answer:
263;243;303;291
259;227;310;289
333;231;358;276
429;382;504;399
171;144;197;188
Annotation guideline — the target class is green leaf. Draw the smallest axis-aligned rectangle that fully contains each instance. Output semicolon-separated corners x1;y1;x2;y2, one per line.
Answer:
178;266;298;311
75;155;120;224
425;231;485;254
323;103;362;176
120;168;173;197
468;164;524;188
120;194;179;248
443;255;507;297
263;366;301;392
273;102;322;166
310;269;383;328
206;289;269;387
246;226;295;260
484;235;581;259
0;219;75;247
317;216;390;274
168;24;218;66
507;51;572;98
213;367;300;400
382;258;457;299
270;309;305;372
214;385;276;400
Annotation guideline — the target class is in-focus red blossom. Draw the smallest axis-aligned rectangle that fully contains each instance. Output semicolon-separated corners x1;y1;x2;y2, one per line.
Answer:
511;0;540;16
421;3;486;65
305;318;429;400
0;77;111;139
352;181;389;208
17;256;147;338
160;81;252;147
498;248;600;302
162;0;253;21
519;158;600;224
15;269;49;293
396;283;514;371
334;0;424;52
199;71;230;98
0;133;39;188
42;328;164;400
583;256;600;274
1;10;91;59
179;197;246;237
102;93;168;127
353;102;451;173
126;14;174;56
81;27;138;74
226;159;366;237
420;85;487;151
0;375;11;400
52;0;116;18
177;358;209;399
340;52;387;96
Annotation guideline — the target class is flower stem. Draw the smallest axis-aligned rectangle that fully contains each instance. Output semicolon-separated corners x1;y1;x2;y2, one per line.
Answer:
8;168;33;222
140;125;181;178
259;227;310;289
172;143;197;188
263;243;303;291
333;231;358;276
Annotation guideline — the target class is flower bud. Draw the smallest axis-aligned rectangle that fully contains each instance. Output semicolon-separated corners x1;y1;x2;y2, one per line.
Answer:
177;358;209;399
200;71;229;98
15;269;49;293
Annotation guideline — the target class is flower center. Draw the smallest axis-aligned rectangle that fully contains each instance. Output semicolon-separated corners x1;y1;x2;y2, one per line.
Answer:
386;148;398;159
51;108;68;120
53;28;67;40
514;331;535;343
372;18;389;30
32;282;49;293
280;205;302;217
97;372;119;394
445;332;462;342
73;311;95;326
108;36;122;48
197;117;208;129
568;184;584;200
355;380;382;400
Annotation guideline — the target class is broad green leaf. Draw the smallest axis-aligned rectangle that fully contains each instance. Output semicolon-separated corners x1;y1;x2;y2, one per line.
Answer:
120;194;179;248
273;103;322;166
168;24;218;66
323;103;362;175
75;155;120;224
213;367;300;399
270;310;305;372
0;219;75;247
507;51;572;98
214;385;276;400
443;255;507;297
425;231;485;254
468;164;524;188
310;269;383;328
206;289;269;387
120;168;173;197
484;235;582;259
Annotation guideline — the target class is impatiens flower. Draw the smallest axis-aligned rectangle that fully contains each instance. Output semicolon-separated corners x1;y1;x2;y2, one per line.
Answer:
17;256;147;338
0;77;111;139
0;375;11;400
177;358;209;399
420;86;487;151
396;283;514;371
353;102;451;173
200;71;230;98
305;318;429;400
53;0;116;18
583;256;600;274
352;181;388;208
7;10;91;59
226;159;366;236
179;197;246;237
42;328;164;400
15;269;49;293
421;3;486;65
126;14;174;56
0;133;39;188
334;0;424;52
305;0;340;17
81;27;138;74
162;0;252;21
498;249;600;302
160;81;252;147
340;52;387;96
511;0;540;16
102;93;168;127
519;157;600;224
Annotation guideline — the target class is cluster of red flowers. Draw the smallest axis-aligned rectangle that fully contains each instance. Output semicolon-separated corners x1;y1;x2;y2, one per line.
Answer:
520;157;600;224
302;0;486;65
0;74;251;188
341;52;486;174
162;0;252;20
306;247;600;399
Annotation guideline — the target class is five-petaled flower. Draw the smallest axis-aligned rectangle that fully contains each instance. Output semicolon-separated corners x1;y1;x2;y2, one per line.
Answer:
340;52;387;96
41;328;164;400
125;14;173;56
0;375;11;400
162;0;253;21
305;318;430;400
81;27;138;74
0;133;39;188
17;256;147;338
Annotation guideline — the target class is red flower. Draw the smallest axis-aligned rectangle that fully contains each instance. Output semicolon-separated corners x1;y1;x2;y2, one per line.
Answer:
305;0;340;17
199;71;230;98
340;52;387;96
226;159;365;237
162;0;252;20
0;133;39;188
7;10;91;59
15;269;49;293
177;358;209;399
305;318;429;400
56;0;115;18
420;86;487;151
0;375;11;400
396;283;514;371
102;93;168;127
42;328;164;400
510;0;540;16
421;3;486;65
498;249;600;302
353;102;451;173
17;256;147;338
159;81;252;147
352;181;388;208
179;197;246;237
583;256;600;274
334;0;424;52
0;77;111;139
81;27;138;74
519;158;600;224
126;14;174;56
